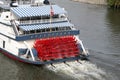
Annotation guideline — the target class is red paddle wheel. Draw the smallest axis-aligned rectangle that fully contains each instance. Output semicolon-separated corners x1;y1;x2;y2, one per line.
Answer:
34;36;80;61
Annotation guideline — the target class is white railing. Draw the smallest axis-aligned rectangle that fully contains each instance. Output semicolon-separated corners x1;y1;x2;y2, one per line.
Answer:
3;1;32;5
19;18;68;25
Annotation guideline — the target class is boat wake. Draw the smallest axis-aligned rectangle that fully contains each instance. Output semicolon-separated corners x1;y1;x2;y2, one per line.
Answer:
46;60;111;80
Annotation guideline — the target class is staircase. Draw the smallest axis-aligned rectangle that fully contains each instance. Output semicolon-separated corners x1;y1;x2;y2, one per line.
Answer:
10;20;19;36
34;36;80;61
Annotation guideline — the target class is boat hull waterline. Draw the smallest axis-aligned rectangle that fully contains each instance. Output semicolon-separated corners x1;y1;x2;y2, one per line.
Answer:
0;48;88;65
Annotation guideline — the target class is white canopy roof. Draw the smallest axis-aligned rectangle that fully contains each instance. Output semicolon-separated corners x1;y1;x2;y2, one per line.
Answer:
11;5;67;18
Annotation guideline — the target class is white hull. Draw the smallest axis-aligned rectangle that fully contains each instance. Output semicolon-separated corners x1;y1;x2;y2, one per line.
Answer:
0;0;88;65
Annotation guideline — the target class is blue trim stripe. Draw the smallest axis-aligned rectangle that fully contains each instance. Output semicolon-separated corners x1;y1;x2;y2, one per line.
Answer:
16;30;80;41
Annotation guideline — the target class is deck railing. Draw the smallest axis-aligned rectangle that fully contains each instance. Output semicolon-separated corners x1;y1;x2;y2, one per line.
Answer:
3;1;41;5
19;18;68;25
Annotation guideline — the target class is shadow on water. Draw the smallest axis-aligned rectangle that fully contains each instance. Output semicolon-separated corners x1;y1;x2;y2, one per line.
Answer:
105;9;120;53
0;53;73;80
106;9;120;33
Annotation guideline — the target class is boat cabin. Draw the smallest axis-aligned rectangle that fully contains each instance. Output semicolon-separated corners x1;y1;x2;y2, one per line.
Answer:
0;0;79;41
10;4;72;35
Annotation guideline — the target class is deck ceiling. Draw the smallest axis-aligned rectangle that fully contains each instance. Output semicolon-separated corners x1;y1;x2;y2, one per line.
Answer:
19;22;73;31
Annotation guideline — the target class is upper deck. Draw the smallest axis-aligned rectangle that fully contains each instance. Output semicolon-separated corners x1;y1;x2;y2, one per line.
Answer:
0;0;80;41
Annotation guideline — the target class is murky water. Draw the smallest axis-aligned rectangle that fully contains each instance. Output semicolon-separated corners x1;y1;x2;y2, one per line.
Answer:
0;0;120;80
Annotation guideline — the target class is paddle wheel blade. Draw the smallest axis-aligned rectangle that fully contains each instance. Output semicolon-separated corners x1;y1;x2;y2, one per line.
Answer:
34;36;80;61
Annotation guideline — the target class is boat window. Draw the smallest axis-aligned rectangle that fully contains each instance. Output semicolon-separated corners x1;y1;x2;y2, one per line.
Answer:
19;14;59;21
0;8;2;12
23;31;26;34
58;27;64;31
46;28;50;32
20;17;30;21
42;29;45;32
63;27;65;30
0;8;9;12
6;16;9;18
30;30;35;34
66;27;71;30
20;26;71;35
42;16;50;19
52;28;55;31
52;15;59;18
36;29;41;33
26;31;29;34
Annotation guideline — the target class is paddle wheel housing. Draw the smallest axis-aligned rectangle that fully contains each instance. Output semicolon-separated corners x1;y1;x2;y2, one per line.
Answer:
34;36;80;61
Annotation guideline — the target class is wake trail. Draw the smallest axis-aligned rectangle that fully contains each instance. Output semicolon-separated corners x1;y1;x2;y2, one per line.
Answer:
46;60;113;80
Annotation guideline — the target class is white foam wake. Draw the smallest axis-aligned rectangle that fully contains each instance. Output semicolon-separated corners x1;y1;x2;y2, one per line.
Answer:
46;61;108;80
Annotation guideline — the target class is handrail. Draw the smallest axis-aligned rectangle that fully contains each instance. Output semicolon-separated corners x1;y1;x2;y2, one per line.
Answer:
19;18;67;25
24;41;35;61
3;1;31;5
11;20;19;36
76;36;89;56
